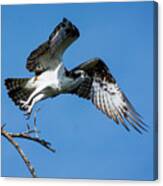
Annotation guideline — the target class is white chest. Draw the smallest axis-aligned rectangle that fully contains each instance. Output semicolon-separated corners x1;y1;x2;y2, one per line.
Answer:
26;63;66;90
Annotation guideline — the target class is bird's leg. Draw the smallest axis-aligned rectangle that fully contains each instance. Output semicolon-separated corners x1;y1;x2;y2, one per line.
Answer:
33;108;41;138
24;108;40;137
24;93;45;117
20;86;46;110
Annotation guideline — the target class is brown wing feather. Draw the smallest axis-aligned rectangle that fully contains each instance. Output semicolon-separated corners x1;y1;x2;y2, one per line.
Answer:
26;18;80;75
70;58;147;133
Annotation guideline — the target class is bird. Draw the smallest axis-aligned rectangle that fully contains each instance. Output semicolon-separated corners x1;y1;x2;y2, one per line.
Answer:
5;17;147;134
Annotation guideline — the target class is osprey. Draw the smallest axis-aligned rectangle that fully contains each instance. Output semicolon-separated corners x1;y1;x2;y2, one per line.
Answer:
5;18;147;133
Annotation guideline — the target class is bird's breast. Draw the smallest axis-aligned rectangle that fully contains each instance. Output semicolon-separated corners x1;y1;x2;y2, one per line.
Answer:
26;63;64;90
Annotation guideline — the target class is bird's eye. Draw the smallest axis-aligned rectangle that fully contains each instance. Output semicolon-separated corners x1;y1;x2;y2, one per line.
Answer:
73;70;85;78
75;70;84;75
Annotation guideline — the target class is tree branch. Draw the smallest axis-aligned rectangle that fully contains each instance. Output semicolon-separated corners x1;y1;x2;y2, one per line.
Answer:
8;131;56;153
1;129;37;178
2;110;55;177
1;125;55;177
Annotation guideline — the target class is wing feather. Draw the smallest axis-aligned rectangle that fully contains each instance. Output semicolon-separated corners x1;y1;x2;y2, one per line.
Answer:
70;58;147;133
26;18;80;75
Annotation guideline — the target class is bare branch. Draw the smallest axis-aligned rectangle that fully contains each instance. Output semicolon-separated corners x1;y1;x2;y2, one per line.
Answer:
9;131;56;153
1;109;55;177
1;129;37;178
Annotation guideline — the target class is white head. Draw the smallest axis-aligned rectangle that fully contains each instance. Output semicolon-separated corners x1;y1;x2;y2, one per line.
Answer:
73;69;86;79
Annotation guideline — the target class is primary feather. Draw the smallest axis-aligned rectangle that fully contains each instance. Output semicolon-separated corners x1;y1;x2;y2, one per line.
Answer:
70;58;147;134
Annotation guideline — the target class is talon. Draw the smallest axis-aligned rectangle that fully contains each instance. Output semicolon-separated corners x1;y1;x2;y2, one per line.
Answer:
19;100;29;109
23;105;28;110
24;105;33;119
20;105;28;111
19;100;26;105
24;108;31;117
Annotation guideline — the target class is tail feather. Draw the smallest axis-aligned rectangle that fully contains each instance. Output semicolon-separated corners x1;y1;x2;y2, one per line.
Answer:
5;78;34;110
5;78;29;90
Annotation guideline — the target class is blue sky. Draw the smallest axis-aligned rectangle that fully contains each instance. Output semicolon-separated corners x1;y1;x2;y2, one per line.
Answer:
1;2;157;180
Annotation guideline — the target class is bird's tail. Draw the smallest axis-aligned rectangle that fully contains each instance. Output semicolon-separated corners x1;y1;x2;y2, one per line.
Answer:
5;78;34;111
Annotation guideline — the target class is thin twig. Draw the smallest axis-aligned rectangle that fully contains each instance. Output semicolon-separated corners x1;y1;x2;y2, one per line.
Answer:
9;131;55;153
1;109;55;177
1;129;37;178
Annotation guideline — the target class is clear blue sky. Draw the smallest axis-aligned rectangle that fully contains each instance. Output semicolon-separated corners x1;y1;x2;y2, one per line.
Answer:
1;2;157;180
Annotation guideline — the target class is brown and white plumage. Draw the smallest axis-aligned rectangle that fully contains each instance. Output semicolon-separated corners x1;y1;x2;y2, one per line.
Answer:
70;58;147;134
5;18;81;115
5;18;147;133
26;17;79;75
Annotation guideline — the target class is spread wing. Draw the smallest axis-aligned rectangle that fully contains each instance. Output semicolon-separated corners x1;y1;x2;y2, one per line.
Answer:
26;18;80;75
70;58;147;134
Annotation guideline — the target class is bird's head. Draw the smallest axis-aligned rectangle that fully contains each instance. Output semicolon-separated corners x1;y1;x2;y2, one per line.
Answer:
73;69;86;79
70;69;86;79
